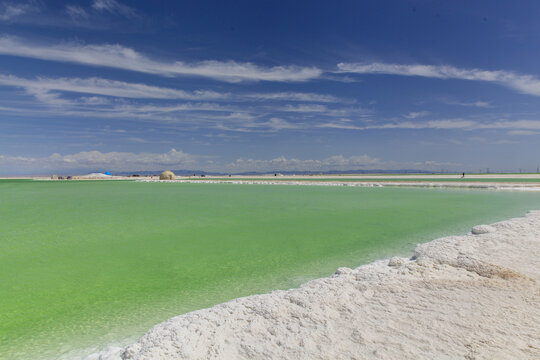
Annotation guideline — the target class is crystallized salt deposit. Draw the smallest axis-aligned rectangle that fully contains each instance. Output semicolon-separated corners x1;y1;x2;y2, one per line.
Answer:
471;224;496;234
94;211;540;360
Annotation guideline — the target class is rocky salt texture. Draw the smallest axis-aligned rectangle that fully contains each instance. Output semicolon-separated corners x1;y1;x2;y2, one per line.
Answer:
98;211;540;360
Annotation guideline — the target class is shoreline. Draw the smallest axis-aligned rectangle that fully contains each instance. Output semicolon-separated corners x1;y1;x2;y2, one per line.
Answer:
6;173;540;190
91;210;540;359
137;178;540;191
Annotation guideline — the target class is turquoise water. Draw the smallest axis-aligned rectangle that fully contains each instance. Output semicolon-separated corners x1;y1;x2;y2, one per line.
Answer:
1;180;539;359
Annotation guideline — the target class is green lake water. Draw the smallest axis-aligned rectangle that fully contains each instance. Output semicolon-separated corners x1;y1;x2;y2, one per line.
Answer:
1;180;540;359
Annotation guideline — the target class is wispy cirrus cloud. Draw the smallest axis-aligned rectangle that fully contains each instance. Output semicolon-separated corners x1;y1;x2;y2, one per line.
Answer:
403;111;430;119
279;104;328;113
0;36;322;83
474;119;540;130
0;74;229;101
245;92;343;103
319;118;540;131
337;62;540;97
374;119;478;130
64;0;137;24
274;104;370;118
317;118;364;130
443;100;492;108
0;74;344;110
92;0;137;18
2;72;537;135
0;1;37;21
507;130;540;135
216;117;300;132
65;5;89;20
318;118;477;131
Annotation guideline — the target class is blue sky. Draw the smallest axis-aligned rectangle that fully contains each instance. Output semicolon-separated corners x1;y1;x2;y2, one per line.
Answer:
1;0;540;175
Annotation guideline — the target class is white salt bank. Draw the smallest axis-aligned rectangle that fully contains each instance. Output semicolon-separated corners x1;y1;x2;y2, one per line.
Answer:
95;211;540;360
471;224;497;235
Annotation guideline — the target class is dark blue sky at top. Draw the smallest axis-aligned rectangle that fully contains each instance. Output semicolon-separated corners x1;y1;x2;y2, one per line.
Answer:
1;0;540;174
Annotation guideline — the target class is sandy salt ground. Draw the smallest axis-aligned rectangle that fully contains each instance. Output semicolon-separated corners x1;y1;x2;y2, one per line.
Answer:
95;211;540;360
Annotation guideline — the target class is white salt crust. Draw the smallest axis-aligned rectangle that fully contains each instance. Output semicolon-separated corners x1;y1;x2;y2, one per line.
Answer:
93;210;540;360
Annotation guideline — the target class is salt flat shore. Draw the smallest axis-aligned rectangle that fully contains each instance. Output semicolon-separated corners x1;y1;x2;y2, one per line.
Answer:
92;210;540;360
18;173;540;190
138;178;540;191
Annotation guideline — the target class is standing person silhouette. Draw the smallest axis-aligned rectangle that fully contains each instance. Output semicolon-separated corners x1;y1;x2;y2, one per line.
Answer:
461;172;465;178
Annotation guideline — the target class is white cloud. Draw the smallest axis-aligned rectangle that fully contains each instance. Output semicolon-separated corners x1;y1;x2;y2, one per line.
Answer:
403;111;430;119
245;92;342;103
24;87;71;106
78;96;111;105
507;130;540;135
263;117;299;130
317;118;364;130
126;137;148;143
92;0;137;18
0;74;229;101
445;100;492;108
0;149;197;172
274;104;369;118
280;104;328;113
319;119;478;131
0;36;322;83
228;154;382;172
0;74;343;108
471;101;491;108
216;117;299;132
337;62;540;97
475;120;540;130
0;1;35;21
226;155;459;172
114;102;235;114
1;150;464;174
65;5;89;19
370;119;477;130
319;118;540;132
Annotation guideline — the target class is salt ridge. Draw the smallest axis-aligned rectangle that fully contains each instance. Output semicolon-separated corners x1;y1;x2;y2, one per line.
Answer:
138;178;540;191
87;210;540;359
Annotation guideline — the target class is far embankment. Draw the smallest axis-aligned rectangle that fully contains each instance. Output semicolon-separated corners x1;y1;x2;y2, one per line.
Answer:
136;173;540;190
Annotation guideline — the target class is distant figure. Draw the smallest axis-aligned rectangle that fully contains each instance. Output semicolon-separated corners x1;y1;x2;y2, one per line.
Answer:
461;172;465;178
